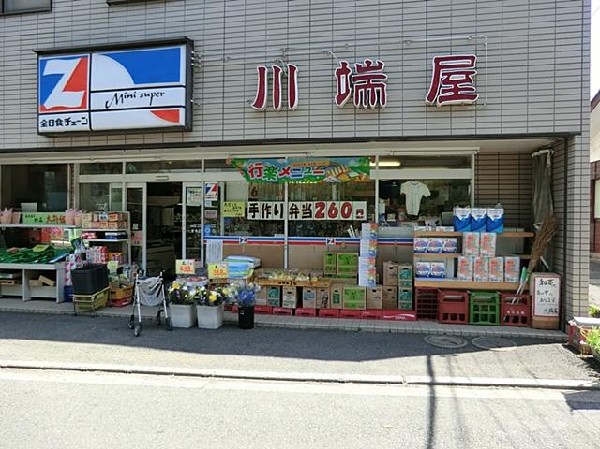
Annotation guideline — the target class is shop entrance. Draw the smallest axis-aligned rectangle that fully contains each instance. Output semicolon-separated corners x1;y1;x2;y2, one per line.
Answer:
125;181;224;276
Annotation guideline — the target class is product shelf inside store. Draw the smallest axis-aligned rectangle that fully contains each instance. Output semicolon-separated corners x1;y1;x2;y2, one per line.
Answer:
82;228;129;232
413;231;534;238
83;238;128;242
413;279;522;291
0;224;79;229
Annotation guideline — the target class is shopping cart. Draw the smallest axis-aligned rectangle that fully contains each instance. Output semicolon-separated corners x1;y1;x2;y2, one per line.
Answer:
128;270;172;337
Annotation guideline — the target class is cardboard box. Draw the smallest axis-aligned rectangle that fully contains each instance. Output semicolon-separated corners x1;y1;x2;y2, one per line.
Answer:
463;232;480;256
415;262;431;278
473;257;489;282
38;275;55;287
470;208;487;232
442;238;458;253
281;287;297;308
480;232;497;257
316;288;330;309
382;261;399;286
330;284;344;309
266;285;281;307
366;286;383;309
486;208;504;233
397;264;413;281
398;288;413;310
255;287;268;306
382;286;398;309
427;238;443;253
336;252;359;277
453;207;472;232
302;287;317;308
413;238;428;253
342;285;366;310
457;256;473;281
323;252;337;275
429;262;446;278
488;257;504;282
504;256;520;282
28;279;43;287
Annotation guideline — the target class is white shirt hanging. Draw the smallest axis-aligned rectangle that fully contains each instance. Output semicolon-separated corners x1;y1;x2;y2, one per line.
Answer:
400;181;431;216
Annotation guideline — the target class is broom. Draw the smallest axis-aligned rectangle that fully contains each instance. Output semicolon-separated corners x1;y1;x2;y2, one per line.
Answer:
516;214;558;295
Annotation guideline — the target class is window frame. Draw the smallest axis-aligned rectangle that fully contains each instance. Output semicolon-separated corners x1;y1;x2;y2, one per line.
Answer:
1;0;51;15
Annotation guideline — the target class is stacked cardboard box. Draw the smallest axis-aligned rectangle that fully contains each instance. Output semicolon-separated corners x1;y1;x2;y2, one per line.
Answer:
358;223;378;288
458;232;519;282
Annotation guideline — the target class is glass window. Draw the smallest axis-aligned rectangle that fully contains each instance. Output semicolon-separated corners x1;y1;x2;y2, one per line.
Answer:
80;163;122;175
595;180;600;219
126;160;202;174
289;181;376;237
1;164;67;211
379;179;470;224
79;183;123;212
3;0;51;13
223;182;285;237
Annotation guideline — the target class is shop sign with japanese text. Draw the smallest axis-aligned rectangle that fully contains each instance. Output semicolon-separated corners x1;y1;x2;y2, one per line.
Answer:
37;39;193;134
247;201;367;221
230;157;370;183
251;54;477;111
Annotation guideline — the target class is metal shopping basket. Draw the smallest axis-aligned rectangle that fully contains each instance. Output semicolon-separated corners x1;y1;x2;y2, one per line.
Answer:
128;270;172;337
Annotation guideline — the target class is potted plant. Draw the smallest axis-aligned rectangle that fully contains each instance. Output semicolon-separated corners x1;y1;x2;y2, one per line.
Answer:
167;282;197;328
229;280;261;329
195;284;228;329
586;327;600;362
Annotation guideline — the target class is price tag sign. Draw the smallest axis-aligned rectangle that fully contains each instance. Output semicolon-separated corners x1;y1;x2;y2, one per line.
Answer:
207;263;229;279
175;259;196;275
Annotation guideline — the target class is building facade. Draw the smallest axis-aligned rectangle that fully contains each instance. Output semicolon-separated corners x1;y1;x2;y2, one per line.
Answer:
0;0;591;324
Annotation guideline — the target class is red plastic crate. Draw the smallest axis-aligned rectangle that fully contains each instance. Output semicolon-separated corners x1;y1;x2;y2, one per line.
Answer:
360;310;382;319
500;294;531;327
339;309;362;318
254;305;273;315
295;308;318;317
272;307;294;316
318;309;340;318
109;297;132;308
438;290;469;324
415;287;438;320
381;310;417;321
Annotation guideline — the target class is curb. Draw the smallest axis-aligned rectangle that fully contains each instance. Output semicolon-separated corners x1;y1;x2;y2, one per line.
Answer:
2;360;599;391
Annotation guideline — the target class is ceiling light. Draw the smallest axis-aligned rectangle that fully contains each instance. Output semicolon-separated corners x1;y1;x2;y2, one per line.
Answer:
370;161;401;167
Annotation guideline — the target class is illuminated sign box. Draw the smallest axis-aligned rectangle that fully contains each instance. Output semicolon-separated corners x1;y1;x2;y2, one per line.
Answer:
37;38;193;134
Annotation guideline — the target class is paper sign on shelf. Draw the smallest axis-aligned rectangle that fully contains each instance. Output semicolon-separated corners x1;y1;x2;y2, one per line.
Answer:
175;259;196;275
207;263;229;279
205;240;223;264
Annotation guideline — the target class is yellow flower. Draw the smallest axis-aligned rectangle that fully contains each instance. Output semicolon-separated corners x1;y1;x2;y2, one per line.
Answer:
209;292;218;303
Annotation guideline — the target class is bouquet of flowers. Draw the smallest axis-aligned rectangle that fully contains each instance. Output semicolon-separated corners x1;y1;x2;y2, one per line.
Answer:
229;280;261;308
195;284;228;307
166;282;196;305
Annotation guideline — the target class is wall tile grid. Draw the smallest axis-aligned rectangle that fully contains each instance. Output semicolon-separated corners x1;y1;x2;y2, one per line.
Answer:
0;0;590;149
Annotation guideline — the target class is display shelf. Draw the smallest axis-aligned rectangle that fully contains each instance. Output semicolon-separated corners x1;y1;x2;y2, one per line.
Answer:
81;212;131;267
414;253;531;260
413;253;460;259
82;228;129;232
0;262;66;302
414;231;534;238
0;224;78;228
83;238;129;242
414;279;522;291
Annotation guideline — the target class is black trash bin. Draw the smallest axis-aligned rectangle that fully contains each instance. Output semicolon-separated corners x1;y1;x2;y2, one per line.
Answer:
71;264;109;295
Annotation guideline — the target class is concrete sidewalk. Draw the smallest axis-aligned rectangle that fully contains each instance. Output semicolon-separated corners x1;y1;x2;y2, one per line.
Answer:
0;310;599;390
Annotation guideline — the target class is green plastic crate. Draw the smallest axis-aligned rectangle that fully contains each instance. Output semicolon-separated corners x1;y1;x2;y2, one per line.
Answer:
469;291;500;325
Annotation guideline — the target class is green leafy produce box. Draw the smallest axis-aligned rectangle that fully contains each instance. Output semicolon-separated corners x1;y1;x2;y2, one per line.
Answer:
337;252;358;277
342;285;366;310
323;252;337;276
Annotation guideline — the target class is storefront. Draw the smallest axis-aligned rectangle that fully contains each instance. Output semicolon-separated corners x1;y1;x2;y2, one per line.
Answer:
0;1;591;326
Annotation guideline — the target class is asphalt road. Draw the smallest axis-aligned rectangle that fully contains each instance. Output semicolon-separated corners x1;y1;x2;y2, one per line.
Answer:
0;368;598;449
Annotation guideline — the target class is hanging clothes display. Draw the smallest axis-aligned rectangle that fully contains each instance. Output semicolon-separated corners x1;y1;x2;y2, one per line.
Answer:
400;181;431;216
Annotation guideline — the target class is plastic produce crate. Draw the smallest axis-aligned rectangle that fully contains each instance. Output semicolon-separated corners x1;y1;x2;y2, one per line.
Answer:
73;287;110;316
438;290;469;325
469;291;500;325
500;293;531;327
415;287;438;320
